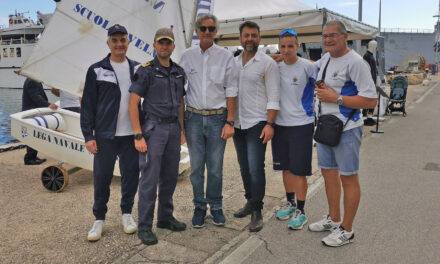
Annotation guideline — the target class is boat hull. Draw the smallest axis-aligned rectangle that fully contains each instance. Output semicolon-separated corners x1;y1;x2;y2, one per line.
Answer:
10;108;121;176
10;108;190;177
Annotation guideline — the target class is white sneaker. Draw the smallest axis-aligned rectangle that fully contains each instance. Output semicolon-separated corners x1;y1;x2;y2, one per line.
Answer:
87;220;105;241
308;215;341;232
322;226;354;247
122;214;137;234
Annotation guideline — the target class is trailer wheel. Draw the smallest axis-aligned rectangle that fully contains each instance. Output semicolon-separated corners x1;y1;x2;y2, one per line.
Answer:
41;165;69;192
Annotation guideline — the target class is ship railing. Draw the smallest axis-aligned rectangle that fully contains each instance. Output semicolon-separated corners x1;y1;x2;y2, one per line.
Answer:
0;38;38;45
382;28;434;34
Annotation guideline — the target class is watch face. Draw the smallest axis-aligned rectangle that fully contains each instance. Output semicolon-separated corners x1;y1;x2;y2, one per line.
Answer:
337;97;343;105
135;133;143;140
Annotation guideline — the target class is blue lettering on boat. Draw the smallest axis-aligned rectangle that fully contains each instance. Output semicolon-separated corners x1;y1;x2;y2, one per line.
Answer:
145;0;166;13
33;128;85;153
73;3;154;56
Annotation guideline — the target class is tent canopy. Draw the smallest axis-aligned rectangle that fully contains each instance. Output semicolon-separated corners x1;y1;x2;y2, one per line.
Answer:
215;8;379;46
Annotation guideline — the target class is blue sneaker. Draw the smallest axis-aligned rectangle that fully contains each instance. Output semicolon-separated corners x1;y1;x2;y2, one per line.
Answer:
192;208;206;228
276;202;296;220
211;209;226;226
288;209;308;230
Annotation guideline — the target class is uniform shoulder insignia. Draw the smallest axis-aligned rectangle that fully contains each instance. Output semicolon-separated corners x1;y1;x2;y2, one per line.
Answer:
141;61;151;67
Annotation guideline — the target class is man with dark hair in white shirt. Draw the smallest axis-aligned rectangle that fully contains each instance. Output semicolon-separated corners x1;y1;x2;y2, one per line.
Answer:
179;14;238;228
232;21;280;232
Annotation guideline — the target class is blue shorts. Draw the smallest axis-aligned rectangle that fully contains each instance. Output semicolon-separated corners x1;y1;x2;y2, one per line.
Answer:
272;123;314;176
317;126;363;176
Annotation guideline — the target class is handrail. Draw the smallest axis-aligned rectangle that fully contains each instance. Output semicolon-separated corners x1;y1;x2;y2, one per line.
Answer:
382;28;434;33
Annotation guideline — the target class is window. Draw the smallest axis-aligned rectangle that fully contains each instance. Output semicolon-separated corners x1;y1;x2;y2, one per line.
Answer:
3;48;8;57
16;47;21;57
16;20;23;24
10;48;15;57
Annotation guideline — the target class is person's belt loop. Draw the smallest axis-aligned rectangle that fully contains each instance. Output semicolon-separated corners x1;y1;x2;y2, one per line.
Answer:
186;106;226;116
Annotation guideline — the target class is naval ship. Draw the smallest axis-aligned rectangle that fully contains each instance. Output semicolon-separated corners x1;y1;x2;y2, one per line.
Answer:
0;12;44;88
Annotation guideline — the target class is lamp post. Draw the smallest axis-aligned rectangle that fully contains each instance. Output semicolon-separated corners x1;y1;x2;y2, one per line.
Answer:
356;0;363;54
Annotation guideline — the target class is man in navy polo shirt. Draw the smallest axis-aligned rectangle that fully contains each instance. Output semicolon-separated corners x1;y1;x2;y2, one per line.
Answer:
129;28;187;245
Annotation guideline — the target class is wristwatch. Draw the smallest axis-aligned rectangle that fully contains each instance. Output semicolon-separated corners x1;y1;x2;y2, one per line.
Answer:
336;95;343;106
225;120;235;126
266;122;275;128
134;133;143;140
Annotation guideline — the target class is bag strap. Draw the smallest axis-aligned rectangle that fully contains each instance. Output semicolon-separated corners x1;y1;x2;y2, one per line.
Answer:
317;57;357;127
343;109;357;128
318;58;331;116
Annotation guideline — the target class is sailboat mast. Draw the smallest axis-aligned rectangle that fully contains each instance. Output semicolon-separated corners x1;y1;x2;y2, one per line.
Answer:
178;0;200;48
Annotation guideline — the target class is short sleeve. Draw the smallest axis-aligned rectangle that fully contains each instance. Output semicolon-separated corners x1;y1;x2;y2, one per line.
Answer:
129;66;148;97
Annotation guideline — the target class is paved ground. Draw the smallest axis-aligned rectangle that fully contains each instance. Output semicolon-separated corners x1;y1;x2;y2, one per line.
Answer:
218;77;440;264
0;75;436;264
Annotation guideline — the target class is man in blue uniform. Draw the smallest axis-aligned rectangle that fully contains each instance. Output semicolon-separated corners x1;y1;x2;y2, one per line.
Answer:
81;24;140;241
22;77;58;165
129;28;187;245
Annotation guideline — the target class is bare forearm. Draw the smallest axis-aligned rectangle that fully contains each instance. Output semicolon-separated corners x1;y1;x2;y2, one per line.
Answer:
179;99;185;132
267;109;277;123
128;94;142;134
226;97;236;121
340;95;377;109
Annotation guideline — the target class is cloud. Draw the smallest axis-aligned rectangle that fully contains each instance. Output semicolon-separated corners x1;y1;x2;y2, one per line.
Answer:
339;2;358;6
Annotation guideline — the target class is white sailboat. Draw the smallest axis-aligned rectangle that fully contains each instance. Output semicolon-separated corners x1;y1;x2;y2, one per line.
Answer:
10;0;208;192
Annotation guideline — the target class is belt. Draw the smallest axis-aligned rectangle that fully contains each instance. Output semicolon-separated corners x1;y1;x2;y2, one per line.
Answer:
146;114;178;123
186;106;225;116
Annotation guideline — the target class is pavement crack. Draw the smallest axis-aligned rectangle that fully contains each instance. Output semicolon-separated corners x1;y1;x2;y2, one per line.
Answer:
257;234;274;256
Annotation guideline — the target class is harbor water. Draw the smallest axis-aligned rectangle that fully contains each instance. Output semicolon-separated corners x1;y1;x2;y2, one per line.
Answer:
0;88;57;146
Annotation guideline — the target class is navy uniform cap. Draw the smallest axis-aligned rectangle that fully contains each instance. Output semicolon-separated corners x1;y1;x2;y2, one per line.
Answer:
108;24;128;36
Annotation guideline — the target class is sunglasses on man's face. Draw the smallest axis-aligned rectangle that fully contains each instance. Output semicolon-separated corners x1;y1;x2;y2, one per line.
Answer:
199;26;216;32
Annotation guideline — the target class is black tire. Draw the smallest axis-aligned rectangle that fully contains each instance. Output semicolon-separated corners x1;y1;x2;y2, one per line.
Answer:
41;165;69;192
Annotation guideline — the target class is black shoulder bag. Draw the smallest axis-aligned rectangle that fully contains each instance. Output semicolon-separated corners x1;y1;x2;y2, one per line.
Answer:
314;59;356;147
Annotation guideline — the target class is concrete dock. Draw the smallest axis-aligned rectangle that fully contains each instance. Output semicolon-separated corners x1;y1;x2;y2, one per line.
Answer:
0;75;436;263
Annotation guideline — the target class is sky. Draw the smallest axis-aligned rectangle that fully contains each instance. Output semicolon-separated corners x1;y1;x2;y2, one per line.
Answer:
0;0;438;31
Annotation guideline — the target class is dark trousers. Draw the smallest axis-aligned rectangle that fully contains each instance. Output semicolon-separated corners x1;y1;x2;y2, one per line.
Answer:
233;121;267;210
24;146;38;162
93;136;139;220
138;121;181;231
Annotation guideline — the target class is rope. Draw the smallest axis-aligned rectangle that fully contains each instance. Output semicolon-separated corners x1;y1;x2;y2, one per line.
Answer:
0;144;26;153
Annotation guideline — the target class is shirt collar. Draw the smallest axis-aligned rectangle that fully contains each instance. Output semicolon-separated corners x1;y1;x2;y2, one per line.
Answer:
198;43;216;55
237;50;262;64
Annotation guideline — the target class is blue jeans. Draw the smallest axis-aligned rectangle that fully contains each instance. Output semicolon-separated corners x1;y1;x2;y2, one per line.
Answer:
233;121;267;210
185;111;227;210
317;126;363;175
